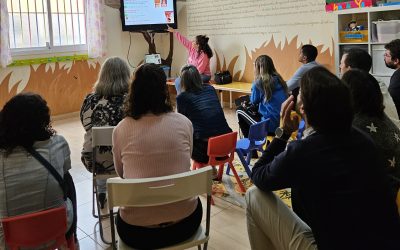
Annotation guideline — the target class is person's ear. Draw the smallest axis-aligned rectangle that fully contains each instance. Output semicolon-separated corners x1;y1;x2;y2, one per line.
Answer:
394;58;400;66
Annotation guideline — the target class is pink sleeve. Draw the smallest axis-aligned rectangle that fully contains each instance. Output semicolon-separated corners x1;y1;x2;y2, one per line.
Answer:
112;129;124;178
175;32;192;50
196;52;209;74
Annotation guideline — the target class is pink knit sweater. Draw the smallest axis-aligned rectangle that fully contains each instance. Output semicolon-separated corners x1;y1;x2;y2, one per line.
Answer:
175;32;211;76
112;112;197;226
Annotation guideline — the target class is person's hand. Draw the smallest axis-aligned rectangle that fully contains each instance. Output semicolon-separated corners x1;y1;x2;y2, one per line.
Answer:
167;25;175;33
280;95;299;135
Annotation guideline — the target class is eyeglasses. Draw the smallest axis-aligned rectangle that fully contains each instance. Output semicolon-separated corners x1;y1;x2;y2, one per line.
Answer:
384;53;392;58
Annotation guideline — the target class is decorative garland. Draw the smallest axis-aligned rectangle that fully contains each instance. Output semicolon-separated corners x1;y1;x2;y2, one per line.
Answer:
8;54;89;67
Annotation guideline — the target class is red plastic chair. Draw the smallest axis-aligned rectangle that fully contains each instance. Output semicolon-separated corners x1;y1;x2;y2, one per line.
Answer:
192;132;246;195
1;206;75;250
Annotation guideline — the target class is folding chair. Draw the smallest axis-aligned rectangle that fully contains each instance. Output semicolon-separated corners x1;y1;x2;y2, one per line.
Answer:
192;131;246;194
91;126;118;244
107;167;213;250
235;119;269;177
1;207;75;250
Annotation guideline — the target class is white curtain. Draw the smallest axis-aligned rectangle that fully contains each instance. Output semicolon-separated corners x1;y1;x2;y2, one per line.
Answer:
86;0;107;58
0;1;12;68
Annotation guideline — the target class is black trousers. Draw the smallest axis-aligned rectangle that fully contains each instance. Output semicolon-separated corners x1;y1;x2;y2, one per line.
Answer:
192;139;209;164
116;198;203;249
236;106;262;138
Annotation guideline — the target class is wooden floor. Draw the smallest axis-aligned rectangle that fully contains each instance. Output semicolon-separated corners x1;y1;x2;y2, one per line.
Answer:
52;107;251;249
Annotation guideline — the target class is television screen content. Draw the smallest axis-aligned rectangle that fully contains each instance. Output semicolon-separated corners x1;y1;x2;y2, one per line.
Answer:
120;0;177;31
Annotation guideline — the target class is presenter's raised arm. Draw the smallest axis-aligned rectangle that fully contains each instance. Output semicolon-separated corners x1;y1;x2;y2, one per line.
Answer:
174;31;192;50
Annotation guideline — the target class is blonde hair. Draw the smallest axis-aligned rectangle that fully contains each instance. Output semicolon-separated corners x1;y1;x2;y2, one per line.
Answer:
94;57;130;96
254;55;287;101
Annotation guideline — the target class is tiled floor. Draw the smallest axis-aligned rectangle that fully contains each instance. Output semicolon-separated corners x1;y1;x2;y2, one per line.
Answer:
52;107;250;249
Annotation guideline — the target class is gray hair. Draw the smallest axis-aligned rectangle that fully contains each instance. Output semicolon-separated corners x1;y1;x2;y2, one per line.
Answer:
180;64;202;93
94;57;130;96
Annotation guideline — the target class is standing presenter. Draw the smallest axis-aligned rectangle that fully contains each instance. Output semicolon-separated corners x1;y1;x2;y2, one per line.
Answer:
167;26;213;94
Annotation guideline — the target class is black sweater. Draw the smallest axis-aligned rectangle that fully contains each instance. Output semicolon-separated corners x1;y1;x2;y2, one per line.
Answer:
251;128;400;250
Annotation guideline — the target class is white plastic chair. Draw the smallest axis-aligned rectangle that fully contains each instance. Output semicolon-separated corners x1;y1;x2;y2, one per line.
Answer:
107;167;213;250
91;126;118;244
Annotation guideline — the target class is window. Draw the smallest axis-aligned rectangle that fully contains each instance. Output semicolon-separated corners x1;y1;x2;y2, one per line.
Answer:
7;0;87;55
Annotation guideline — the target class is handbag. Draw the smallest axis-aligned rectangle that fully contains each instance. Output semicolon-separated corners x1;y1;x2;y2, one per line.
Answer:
214;71;232;85
235;95;259;117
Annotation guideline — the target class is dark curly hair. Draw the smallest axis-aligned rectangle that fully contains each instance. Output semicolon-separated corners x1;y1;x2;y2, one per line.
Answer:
0;93;55;155
125;63;173;119
196;35;213;59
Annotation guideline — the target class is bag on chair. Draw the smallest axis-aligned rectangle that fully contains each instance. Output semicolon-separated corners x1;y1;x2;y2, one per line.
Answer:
214;71;232;85
235;95;259;116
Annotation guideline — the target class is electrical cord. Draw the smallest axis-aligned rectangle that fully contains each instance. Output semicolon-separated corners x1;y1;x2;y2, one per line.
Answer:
127;32;135;69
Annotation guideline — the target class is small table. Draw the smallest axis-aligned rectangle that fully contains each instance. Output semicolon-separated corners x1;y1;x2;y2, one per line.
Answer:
166;80;252;108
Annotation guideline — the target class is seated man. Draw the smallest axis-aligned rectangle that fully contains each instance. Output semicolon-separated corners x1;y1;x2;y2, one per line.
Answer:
246;66;400;250
340;48;399;123
286;44;319;94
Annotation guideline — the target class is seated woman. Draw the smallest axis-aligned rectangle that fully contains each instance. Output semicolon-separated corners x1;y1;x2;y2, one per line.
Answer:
80;57;130;208
342;69;400;202
236;55;288;138
0;93;77;248
112;63;202;249
177;64;232;165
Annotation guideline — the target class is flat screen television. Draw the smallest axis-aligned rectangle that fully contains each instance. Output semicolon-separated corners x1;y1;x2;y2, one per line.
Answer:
120;0;178;32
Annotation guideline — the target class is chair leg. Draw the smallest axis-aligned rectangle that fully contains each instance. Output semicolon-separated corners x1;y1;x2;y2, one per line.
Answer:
110;212;117;250
217;164;224;181
96;191;112;244
92;179;97;218
236;149;252;178
228;162;246;193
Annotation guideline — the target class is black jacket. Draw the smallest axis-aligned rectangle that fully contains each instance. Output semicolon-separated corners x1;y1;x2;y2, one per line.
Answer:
251;128;400;250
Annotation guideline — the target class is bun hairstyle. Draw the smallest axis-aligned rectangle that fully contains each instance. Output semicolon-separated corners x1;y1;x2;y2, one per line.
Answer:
196;35;213;59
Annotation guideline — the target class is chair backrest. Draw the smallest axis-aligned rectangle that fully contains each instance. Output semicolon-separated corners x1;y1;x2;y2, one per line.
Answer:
207;131;238;166
1;207;67;249
92;126;115;147
107;167;213;209
248;119;269;141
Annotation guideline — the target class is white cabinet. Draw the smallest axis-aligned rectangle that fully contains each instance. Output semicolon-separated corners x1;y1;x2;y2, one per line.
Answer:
334;6;400;87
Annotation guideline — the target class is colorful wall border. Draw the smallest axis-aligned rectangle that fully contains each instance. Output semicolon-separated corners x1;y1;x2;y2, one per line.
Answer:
8;54;89;67
326;0;374;12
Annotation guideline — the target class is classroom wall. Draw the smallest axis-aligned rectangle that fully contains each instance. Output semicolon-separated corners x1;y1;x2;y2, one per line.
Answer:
0;5;162;115
0;1;337;114
172;0;336;82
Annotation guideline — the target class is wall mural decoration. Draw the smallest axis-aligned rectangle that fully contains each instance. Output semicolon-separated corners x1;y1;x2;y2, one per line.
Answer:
215;36;334;83
0;60;100;115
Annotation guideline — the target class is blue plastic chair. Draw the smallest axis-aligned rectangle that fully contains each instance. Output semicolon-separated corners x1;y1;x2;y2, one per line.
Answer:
297;119;306;140
234;119;270;177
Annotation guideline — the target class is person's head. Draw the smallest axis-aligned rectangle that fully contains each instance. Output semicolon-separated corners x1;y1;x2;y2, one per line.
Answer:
384;39;400;70
194;35;213;58
342;69;384;118
180;64;203;93
299;44;318;64
94;57;130;96
125;63;173;119
339;48;372;75
299;66;353;133
254;55;288;101
0;93;55;155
